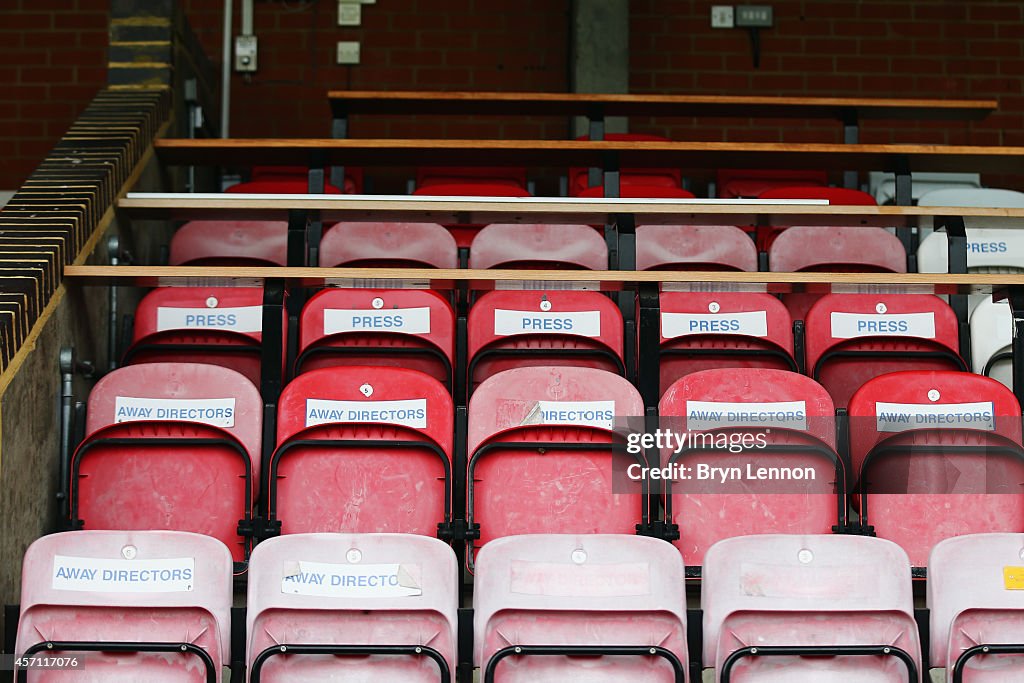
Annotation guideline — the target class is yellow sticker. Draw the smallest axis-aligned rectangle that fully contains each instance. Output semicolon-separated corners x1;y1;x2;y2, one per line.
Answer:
1003;566;1024;590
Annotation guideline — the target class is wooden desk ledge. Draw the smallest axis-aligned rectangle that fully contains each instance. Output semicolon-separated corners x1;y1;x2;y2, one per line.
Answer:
61;265;1024;296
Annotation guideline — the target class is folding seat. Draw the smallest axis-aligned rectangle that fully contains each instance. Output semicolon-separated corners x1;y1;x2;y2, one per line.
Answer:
247;164;363;193
124;286;267;386
848;371;1024;568
636;224;757;271
169;220;288;266
415;165;528;192
412;182;532;249
268;366;453;537
468;290;623;391
70;363;262;563
227;176;344;195
870;170;980;205
576;185;695;198
297;288;455;385
15;530;233;682
928;533;1024;682
716;168;828;199
970;298;1013;389
468;223;608;270
805;294;966;409
319;221;458;268
660;368;843;569
474;534;688;682
703;534;921;682
569;133;684;197
756;185;878;251
467;367;646;565
768;225;907;320
656;292;797;395
246;533;458;682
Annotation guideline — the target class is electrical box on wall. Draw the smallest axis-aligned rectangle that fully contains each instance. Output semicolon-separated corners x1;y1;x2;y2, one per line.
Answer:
338;1;361;26
336;41;360;65
234;34;258;72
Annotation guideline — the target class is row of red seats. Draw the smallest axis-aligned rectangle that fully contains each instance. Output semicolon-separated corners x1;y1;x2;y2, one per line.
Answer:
16;529;1019;681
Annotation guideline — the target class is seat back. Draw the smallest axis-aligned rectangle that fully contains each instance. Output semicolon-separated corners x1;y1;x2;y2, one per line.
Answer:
468;223;608;270
226;177;344;195
474;534;688;682
245;165;363;194
660;369;840;567
970;298;1013;389
297;288;455;384
467;290;624;391
870;171;980;205
271;366;453;537
16;530;232;682
805;294;965;409
415;165;528;191
716;168;827;198
928;533;1024;679
169;220;288;266
769;226;908;321
467;367;645;562
577;185;695;198
758;185;877;206
848;371;1024;567
74;363;262;562
320;222;458;268
657;292;796;395
247;533;458;682
125;287;267;385
702;534;920;681
636;224;757;271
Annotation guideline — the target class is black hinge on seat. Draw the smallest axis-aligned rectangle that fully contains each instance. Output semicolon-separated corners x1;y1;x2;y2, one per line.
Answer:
636;520;680;542
238;517;281;540
437;519;480;542
832;522;875;536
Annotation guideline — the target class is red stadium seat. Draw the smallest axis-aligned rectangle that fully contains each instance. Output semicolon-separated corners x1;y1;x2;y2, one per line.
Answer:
474;535;689;682
928;533;1024;681
169;220;288;266
71;363;262;562
636;224;757;271
659;368;842;568
805;294;966;409
756;185;878;250
319;222;458;268
412;183;532;248
467;290;624;391
576;185;695;198
296;288;455;386
716;168;828;198
268;366;453;537
246;533;458;682
703;534;922;681
848;371;1024;568
248;164;364;193
124;286;268;386
15;530;233;682
468;223;608;270
769;225;908;320
657;292;797;395
569;133;683;196
227;178;343;195
467;367;645;566
415;165;527;191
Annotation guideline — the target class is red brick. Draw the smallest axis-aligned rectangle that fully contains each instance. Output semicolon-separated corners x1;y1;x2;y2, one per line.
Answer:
0;13;53;30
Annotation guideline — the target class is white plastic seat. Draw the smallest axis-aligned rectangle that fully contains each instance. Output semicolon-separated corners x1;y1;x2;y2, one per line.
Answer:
928;533;1024;682
970;298;1013;389
15;530;233;682
474;534;689;682
702;534;921;682
246;533;458;682
870;171;981;205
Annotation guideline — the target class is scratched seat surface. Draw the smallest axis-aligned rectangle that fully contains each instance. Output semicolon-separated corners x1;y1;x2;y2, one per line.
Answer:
15;530;232;682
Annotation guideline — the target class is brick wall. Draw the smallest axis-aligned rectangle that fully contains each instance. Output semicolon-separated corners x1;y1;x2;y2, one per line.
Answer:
0;0;109;189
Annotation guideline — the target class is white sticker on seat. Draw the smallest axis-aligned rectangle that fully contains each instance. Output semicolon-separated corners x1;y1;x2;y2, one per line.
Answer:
875;401;995;432
520;400;616;430
661;310;768;339
830;312;936;339
324;307;431;335
493;309;601;337
281;560;422;598
114;397;236;428
686;400;807;431
52;555;195;593
305;398;428;429
156;305;263;333
509;560;651;597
